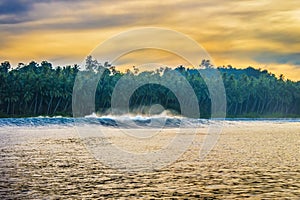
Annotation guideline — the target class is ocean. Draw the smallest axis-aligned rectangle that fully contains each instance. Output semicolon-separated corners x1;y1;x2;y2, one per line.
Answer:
0;117;299;199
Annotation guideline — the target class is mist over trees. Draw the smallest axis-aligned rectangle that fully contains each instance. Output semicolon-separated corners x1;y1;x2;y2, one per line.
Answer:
0;57;299;118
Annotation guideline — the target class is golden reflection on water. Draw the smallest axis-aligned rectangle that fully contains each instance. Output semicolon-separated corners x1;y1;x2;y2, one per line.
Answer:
0;122;299;199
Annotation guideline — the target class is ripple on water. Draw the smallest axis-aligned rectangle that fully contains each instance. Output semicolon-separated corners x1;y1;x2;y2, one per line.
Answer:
0;121;299;199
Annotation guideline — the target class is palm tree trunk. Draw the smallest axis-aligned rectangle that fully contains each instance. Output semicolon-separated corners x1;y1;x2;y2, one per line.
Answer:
34;93;38;115
245;94;250;113
12;103;15;116
63;100;70;112
47;96;53;115
53;98;62;114
29;100;35;113
38;96;43;114
6;101;10;114
239;103;243;115
250;98;257;113
234;103;238;116
273;99;279;113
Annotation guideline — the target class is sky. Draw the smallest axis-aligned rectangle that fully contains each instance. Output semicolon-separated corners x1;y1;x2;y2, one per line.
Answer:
0;0;300;80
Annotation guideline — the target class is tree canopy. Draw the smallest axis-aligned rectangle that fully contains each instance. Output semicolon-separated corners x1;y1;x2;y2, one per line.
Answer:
0;57;299;118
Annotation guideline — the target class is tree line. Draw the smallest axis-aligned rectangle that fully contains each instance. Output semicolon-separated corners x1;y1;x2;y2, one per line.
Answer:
0;56;299;118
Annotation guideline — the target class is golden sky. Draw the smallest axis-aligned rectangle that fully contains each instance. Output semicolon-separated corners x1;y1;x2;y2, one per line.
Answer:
0;0;300;80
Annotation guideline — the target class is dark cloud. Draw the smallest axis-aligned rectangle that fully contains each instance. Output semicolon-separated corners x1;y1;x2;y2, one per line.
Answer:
0;0;172;30
0;0;84;24
0;0;31;15
255;52;300;66
0;0;33;24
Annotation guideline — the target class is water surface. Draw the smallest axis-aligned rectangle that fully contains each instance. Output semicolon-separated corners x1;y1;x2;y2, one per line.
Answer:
0;118;299;199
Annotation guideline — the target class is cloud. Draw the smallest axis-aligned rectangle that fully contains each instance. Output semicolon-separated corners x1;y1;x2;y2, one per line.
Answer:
0;0;31;15
0;0;299;80
0;15;28;24
0;0;33;24
0;0;93;24
255;52;300;66
265;63;300;81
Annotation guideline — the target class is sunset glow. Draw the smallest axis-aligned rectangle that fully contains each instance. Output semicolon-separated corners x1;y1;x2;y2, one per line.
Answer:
1;0;299;80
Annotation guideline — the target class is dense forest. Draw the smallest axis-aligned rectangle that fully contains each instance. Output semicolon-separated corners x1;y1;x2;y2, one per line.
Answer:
0;56;299;118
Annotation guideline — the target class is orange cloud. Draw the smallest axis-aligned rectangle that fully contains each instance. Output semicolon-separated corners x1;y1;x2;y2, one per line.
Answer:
0;0;299;80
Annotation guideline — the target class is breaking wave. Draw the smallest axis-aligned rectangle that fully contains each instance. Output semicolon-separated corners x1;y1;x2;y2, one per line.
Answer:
0;114;298;128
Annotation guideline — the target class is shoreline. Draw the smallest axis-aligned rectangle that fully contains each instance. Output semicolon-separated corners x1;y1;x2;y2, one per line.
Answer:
0;114;300;119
